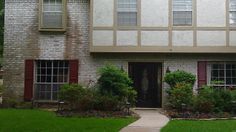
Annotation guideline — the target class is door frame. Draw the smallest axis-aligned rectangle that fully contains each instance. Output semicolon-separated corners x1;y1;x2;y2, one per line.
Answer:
128;62;163;108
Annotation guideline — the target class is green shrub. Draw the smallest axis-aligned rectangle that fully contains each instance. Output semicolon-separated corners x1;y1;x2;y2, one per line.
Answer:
167;83;193;111
97;64;137;106
94;95;120;111
193;86;215;113
194;86;234;113
59;83;124;111
164;70;196;88
2;98;18;108
213;89;232;112
77;89;95;111
231;90;236;101
0;85;3;93
59;84;86;110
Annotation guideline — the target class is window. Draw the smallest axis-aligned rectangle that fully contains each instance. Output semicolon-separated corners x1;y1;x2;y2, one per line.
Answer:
117;0;137;26
173;0;192;26
39;0;66;31
230;0;236;26
34;60;69;101
207;62;236;89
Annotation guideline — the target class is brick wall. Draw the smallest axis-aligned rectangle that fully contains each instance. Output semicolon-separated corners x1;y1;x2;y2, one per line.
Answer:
3;0;236;103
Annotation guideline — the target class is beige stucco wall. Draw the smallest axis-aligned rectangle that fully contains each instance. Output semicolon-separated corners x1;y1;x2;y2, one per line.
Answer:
93;0;114;27
197;0;226;27
172;31;194;46
230;31;236;46
141;0;168;27
117;31;138;46
197;31;226;46
141;31;168;46
93;31;113;46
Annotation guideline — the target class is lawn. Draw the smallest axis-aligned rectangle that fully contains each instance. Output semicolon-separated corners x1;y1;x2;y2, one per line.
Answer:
161;119;236;132
0;109;136;132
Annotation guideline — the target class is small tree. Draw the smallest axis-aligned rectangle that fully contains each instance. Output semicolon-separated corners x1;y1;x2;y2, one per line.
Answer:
164;70;196;111
168;83;193;110
97;64;137;106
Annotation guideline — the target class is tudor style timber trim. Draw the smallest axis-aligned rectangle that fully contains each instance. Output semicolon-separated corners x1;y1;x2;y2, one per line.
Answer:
90;46;236;53
90;0;236;53
226;0;230;47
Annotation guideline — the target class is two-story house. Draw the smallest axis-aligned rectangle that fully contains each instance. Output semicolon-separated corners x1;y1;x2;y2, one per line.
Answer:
3;0;236;108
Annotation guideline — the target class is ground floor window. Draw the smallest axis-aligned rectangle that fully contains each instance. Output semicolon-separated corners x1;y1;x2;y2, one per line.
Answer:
207;62;236;89
34;60;69;101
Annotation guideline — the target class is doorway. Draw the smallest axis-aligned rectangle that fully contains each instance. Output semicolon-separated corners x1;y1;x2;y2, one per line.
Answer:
128;62;162;108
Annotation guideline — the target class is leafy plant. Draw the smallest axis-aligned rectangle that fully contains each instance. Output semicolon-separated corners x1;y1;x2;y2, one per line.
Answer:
59;84;86;110
213;89;232;112
97;64;137;106
231;90;236;101
164;70;196;88
167;83;193;111
193;86;215;113
94;95;120;111
0;85;2;93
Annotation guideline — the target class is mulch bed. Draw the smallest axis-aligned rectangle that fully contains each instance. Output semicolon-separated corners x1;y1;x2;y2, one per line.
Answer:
163;109;236;120
56;110;138;118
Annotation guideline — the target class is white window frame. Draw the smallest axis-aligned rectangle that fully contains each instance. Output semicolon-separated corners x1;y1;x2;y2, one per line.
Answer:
34;60;69;101
207;62;236;89
172;0;193;26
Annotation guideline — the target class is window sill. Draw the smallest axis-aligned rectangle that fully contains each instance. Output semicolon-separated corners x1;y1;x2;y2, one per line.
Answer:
39;28;66;32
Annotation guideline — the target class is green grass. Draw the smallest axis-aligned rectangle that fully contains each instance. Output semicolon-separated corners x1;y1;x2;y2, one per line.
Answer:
161;119;236;132
0;109;136;132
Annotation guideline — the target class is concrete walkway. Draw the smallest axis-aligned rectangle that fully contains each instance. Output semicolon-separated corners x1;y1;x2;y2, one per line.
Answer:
120;109;170;132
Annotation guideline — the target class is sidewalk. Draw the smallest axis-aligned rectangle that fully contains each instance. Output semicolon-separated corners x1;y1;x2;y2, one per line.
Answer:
120;109;169;132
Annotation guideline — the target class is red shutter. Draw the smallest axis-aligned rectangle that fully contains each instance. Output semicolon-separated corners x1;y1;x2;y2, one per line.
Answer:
69;60;79;84
198;61;207;88
24;60;34;101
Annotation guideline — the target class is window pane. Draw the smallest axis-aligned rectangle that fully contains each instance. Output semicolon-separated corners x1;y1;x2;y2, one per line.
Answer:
173;11;192;26
173;0;192;26
42;12;62;28
230;12;236;25
117;0;137;26
42;0;63;28
230;0;236;11
35;84;51;100
233;78;236;84
173;0;192;11
230;0;236;25
118;12;137;26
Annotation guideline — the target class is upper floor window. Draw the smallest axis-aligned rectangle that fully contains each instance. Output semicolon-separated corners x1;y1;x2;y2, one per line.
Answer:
230;0;236;26
39;0;66;31
117;0;137;26
173;0;192;26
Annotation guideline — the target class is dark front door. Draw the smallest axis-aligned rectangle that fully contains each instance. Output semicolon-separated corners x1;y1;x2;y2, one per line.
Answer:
129;62;162;108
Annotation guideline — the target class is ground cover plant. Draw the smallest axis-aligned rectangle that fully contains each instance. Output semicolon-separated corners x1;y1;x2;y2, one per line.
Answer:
0;109;136;132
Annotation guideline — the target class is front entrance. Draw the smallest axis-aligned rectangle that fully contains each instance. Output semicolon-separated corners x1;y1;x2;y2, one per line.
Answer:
129;62;162;108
